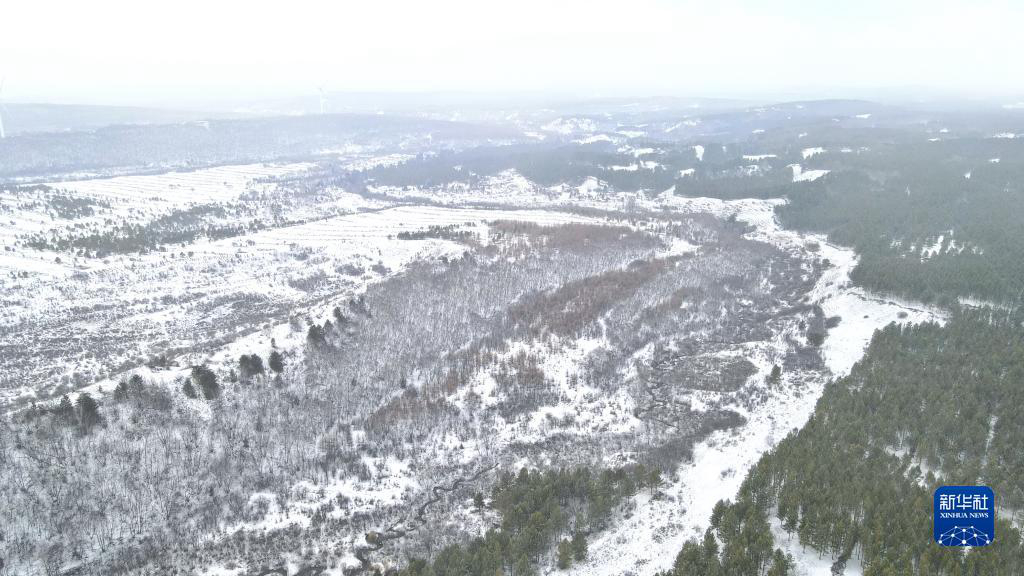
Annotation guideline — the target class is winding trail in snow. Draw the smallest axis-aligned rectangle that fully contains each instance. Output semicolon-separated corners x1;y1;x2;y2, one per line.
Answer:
351;463;498;575
635;373;689;431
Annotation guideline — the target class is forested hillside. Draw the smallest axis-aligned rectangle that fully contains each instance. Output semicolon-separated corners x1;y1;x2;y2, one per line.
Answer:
4;96;1023;576
776;138;1024;306
665;118;1024;575
665;311;1024;575
0;114;507;179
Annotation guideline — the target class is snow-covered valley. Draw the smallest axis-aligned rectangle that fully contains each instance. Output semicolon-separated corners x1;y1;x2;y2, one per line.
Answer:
0;136;957;576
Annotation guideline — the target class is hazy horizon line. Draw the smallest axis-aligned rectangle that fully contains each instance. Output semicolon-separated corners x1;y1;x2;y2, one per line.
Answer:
4;86;1024;113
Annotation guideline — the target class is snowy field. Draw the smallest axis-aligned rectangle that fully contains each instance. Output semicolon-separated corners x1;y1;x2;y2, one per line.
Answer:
1;179;608;403
0;162;314;281
3;157;947;576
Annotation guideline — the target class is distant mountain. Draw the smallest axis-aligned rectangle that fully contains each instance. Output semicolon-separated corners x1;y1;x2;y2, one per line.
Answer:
0;103;235;136
0;112;516;180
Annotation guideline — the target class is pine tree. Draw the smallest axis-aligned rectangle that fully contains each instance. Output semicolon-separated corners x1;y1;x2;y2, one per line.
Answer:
307;324;326;346
513;554;531;576
182;378;197;399
128;373;145;396
648;468;662;496
672;540;705;575
571;532;587;562
113;379;130;402
269;350;284;373
76;393;102;430
56;395;76;425
556;539;572;569
191;365;220;400
701;529;718;563
710;500;728;529
239;354;265;380
765;549;792;576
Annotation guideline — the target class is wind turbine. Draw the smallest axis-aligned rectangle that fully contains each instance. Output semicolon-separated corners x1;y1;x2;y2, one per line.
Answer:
317;85;327;115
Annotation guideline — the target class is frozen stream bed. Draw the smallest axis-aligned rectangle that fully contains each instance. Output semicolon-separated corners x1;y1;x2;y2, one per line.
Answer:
564;195;946;576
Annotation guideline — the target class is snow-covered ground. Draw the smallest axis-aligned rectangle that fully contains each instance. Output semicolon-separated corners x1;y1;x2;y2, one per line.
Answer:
789;164;829;183
0;162;313;262
567;325;821;576
543;117;599;135
5;158;953;576
49;163;312;207
1;160;616;404
565;194;944;576
452;336;642;456
770;515;857;576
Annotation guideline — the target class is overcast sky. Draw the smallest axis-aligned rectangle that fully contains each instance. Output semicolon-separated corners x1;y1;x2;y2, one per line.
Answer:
3;0;1023;106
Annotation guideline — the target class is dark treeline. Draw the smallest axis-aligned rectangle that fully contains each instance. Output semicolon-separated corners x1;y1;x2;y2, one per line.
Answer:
777;138;1024;305
666;127;1024;573
400;466;656;576
23;203;266;256
667;311;1024;575
661;498;793;576
0;114;509;179
363;143;681;191
396;224;477;242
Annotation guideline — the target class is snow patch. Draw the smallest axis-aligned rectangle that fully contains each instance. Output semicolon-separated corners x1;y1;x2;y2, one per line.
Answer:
789;164;829;182
576;134;613;145
542;117;598;135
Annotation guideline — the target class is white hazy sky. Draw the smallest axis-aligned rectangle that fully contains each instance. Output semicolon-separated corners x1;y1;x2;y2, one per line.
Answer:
2;0;1023;106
